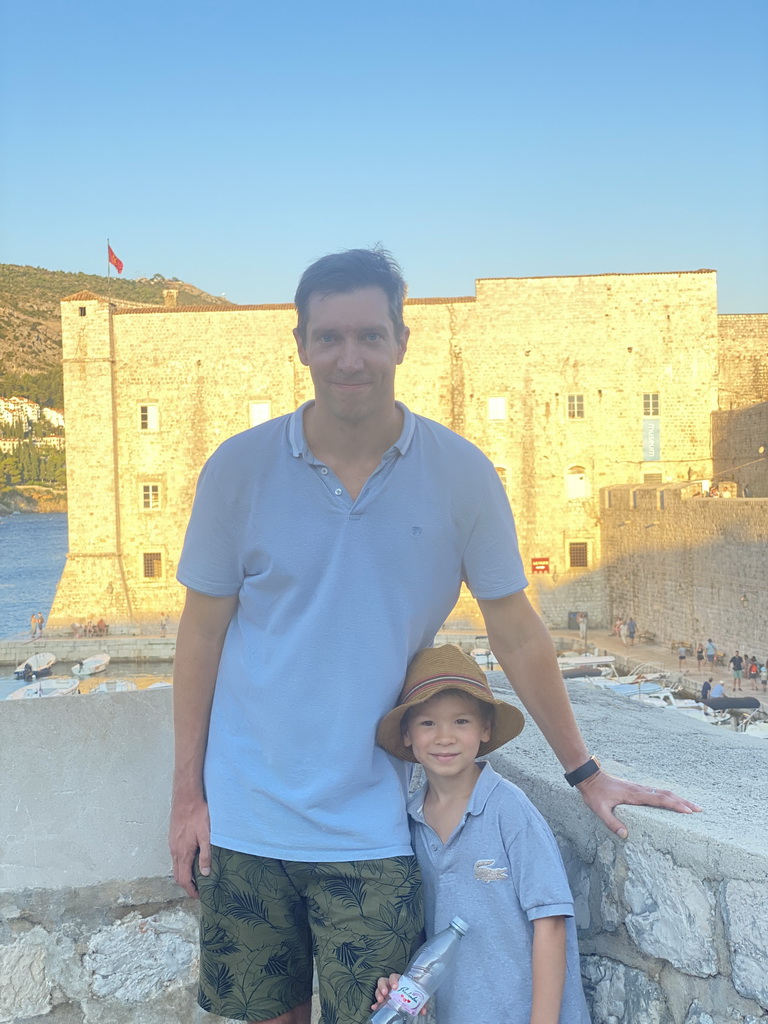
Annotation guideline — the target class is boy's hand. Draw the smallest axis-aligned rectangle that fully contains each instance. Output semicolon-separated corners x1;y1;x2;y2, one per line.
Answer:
371;975;428;1015
371;974;400;1011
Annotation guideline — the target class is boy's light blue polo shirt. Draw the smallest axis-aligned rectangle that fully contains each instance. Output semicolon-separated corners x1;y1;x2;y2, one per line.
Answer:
408;762;590;1024
177;403;527;861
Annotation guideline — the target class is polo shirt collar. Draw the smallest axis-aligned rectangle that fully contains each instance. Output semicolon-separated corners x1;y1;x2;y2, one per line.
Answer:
407;761;502;823
288;400;415;460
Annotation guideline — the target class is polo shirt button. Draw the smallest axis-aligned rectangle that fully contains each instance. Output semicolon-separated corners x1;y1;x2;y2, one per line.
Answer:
334;488;342;495
431;844;437;850
320;467;328;475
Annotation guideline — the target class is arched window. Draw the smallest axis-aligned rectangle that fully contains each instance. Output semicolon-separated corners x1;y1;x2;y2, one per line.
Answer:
565;465;591;500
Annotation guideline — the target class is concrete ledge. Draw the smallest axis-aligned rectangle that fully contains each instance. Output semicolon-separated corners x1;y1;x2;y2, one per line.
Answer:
1;675;766;1023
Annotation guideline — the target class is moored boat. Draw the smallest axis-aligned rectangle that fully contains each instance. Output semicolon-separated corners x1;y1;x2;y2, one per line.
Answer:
71;653;111;677
14;652;57;680
7;677;80;699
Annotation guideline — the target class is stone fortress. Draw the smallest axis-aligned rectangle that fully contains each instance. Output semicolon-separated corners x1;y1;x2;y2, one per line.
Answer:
49;269;767;652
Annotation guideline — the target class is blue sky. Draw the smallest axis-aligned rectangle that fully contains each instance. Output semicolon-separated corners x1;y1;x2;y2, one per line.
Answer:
2;0;766;311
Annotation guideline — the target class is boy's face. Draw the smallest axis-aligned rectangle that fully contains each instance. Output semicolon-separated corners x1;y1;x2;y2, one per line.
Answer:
403;692;491;779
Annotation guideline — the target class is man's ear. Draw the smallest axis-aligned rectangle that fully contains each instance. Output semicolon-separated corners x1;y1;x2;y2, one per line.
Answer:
294;327;309;366
396;325;410;365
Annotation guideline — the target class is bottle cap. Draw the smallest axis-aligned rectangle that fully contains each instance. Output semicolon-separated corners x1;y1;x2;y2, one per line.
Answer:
449;916;468;935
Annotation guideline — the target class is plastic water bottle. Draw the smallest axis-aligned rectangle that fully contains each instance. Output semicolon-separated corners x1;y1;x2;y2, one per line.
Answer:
370;916;468;1022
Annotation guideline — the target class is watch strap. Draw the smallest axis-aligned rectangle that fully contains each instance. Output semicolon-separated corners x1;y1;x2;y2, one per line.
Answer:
564;755;601;787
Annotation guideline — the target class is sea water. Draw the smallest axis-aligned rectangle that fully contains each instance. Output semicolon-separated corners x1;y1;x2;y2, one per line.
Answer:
0;513;67;639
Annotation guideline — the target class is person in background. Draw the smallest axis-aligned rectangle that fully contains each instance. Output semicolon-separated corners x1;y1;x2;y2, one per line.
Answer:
696;644;705;673
627;617;636;645
705;639;717;667
729;650;744;692
678;644;688;669
711;680;725;698
700;677;712;701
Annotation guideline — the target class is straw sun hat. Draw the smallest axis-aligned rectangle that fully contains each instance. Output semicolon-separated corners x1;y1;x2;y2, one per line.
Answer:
376;644;525;763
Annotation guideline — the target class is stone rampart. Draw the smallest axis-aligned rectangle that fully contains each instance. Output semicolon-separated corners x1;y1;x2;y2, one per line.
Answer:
602;483;768;654
2;681;766;1023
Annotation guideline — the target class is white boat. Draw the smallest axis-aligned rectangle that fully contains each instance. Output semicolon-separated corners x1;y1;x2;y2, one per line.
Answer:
7;677;80;699
71;653;111;677
14;652;57;679
88;679;137;694
558;653;616;670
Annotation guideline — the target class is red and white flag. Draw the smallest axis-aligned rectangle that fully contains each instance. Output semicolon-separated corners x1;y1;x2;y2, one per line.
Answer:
108;245;124;274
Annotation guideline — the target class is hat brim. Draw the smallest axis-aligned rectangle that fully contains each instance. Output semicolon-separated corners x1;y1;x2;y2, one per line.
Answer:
376;681;525;763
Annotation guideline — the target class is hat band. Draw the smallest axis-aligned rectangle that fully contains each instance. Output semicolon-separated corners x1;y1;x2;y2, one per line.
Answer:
404;674;489;705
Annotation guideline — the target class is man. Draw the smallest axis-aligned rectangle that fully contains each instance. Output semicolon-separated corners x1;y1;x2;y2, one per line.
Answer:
729;650;744;691
170;248;699;1024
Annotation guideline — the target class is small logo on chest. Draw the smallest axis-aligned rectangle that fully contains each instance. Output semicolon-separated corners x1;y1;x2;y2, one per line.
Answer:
474;859;508;883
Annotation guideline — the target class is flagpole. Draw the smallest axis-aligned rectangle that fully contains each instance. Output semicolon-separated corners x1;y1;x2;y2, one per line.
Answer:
107;238;112;300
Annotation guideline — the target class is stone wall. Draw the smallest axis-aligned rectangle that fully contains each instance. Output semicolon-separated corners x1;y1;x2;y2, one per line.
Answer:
2;680;766;1023
712;402;768;498
601;482;768;655
717;314;768;410
50;271;721;631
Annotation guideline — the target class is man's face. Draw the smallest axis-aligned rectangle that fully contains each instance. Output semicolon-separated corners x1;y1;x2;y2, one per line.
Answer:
294;287;409;426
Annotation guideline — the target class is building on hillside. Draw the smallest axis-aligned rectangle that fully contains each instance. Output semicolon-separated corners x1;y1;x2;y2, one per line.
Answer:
49;271;738;633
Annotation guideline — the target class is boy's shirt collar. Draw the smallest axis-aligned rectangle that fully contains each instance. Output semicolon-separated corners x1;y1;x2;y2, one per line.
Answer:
407;760;502;824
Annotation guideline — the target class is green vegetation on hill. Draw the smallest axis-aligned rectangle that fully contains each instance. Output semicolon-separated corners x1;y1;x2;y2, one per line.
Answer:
0;264;233;378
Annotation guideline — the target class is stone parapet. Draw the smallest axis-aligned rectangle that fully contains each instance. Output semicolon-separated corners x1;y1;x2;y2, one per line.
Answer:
1;678;766;1022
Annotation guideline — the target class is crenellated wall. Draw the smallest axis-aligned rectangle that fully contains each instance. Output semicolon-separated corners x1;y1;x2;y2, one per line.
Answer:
2;679;766;1024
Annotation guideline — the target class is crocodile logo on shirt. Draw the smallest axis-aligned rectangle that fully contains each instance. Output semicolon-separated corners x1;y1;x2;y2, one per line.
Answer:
474;859;508;882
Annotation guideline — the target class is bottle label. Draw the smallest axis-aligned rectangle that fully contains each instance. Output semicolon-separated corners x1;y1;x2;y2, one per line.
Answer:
390;979;430;1015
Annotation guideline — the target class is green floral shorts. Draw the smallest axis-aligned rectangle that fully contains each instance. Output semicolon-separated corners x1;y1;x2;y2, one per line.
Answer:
196;846;423;1023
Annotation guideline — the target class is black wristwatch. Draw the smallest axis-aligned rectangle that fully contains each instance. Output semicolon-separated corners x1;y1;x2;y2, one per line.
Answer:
564;756;601;787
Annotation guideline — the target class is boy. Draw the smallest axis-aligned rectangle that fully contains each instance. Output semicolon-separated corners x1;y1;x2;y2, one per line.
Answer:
373;645;590;1024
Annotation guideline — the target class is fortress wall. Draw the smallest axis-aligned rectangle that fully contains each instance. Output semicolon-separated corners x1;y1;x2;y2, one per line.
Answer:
712;401;768;498
1;682;766;1024
717;314;768;409
51;271;720;630
602;485;768;653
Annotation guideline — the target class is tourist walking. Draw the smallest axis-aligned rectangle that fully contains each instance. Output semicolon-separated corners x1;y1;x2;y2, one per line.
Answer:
620;620;629;646
678;644;688;669
696;643;705;673
729;651;744;692
627;617;636;645
747;656;760;690
705;639;717;666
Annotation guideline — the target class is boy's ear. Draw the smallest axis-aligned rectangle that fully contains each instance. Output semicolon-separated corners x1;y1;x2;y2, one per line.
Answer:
481;721;492;744
402;728;413;749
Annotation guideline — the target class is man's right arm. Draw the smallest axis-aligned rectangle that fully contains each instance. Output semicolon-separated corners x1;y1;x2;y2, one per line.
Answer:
169;587;238;898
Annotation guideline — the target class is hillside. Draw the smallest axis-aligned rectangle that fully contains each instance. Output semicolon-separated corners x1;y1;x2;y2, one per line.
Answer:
0;264;234;378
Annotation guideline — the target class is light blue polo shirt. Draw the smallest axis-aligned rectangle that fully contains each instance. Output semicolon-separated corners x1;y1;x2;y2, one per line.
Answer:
177;403;527;861
409;762;590;1024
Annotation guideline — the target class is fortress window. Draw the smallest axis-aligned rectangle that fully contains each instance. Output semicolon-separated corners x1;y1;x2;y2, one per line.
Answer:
79;307;87;317
568;542;589;568
566;466;591;500
143;552;162;578
567;394;584;419
249;401;272;427
142;484;160;510
140;404;159;430
643;393;659;417
487;397;507;420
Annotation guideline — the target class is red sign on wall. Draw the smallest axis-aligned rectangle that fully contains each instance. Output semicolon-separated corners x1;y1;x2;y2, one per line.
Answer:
531;558;550;574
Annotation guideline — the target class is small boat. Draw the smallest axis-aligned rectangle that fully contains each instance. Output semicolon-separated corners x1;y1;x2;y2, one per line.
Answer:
7;677;80;699
72;653;111;677
558;653;616;671
88;679;138;694
14;652;57;680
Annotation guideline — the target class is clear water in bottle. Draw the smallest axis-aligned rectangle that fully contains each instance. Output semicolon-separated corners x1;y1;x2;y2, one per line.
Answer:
369;916;468;1022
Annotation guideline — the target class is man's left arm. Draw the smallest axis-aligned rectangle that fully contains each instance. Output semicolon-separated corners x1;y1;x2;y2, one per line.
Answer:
478;591;701;838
